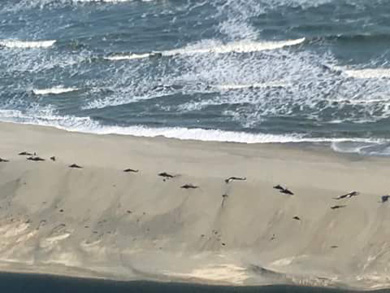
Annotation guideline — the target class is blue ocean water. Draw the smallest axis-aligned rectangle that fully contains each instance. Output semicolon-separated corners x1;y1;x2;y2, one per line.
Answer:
1;0;390;155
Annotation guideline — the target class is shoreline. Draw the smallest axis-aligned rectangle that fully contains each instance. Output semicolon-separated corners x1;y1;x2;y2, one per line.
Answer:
0;121;390;290
0;119;385;158
0;271;367;293
0;120;365;161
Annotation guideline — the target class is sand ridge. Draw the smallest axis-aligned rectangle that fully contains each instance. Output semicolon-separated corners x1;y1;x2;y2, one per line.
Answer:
0;122;390;289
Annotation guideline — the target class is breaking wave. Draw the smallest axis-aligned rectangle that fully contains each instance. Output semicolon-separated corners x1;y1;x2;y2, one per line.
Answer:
2;0;390;156
105;53;153;61
0;108;387;147
32;87;79;95
344;68;390;79
212;81;288;91
105;38;306;61
0;39;56;49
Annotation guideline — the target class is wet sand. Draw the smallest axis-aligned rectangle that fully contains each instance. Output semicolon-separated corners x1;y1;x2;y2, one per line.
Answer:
0;122;390;290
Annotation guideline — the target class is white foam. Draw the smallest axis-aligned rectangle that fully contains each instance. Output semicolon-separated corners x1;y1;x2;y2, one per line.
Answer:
0;39;56;49
1;107;390;158
344;68;390;79
0;108;95;130
327;97;390;106
212;0;264;41
104;53;152;61
32;87;79;95
4;47;92;73
75;0;156;2
331;141;390;156
74;0;132;2
0;0;141;12
213;81;288;91
167;38;305;56
91;126;307;143
105;38;305;61
83;91;173;110
83;81;287;110
0;108;386;145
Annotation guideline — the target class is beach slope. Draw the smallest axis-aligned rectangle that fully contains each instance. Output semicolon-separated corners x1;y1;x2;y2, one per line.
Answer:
0;122;389;290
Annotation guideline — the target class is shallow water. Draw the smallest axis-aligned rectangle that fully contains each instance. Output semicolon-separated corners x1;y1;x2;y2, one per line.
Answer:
1;0;390;155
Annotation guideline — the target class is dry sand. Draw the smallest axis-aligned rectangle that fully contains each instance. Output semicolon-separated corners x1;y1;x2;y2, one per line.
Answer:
0;122;390;290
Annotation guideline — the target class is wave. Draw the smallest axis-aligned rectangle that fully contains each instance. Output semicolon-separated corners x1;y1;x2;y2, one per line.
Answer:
0;39;56;49
1;0;137;12
167;38;306;55
331;141;390;156
73;0;134;2
1;107;390;157
90;127;384;145
83;91;174;110
83;80;289;111
344;68;390;79
105;38;305;61
321;33;390;44
0;0;345;14
0;108;387;145
0;108;95;130
78;0;157;3
212;81;288;91
104;53;157;61
32;87;79;95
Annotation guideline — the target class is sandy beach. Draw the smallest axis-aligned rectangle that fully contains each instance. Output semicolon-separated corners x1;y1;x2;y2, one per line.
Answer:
0;122;390;290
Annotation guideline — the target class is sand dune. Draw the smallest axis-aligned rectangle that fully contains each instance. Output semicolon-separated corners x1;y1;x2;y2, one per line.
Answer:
0;122;390;289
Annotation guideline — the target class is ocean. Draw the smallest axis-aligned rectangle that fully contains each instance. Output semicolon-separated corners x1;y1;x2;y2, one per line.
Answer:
1;0;390;155
0;272;383;293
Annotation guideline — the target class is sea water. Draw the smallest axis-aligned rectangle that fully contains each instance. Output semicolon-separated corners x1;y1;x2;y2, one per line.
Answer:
1;0;390;156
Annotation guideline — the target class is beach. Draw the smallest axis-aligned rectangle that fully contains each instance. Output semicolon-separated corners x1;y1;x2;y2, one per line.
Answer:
1;0;390;291
0;121;389;290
